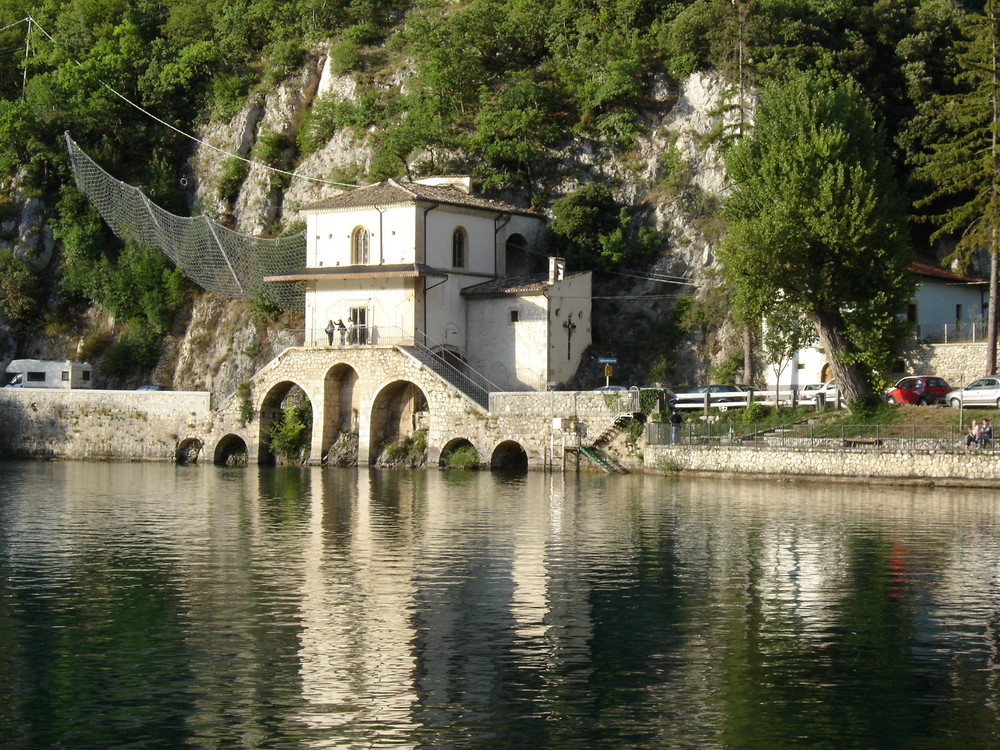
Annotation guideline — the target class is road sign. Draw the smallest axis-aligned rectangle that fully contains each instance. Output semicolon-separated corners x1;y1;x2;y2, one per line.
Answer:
597;357;617;364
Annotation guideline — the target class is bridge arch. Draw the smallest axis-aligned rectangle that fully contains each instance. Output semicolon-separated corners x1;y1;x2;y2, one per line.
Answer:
214;434;249;466
322;363;360;459
258;380;314;465
439;437;480;468
175;437;203;464
490;440;528;471
368;379;428;464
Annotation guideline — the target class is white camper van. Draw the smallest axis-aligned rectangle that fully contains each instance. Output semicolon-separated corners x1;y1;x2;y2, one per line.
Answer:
4;359;93;389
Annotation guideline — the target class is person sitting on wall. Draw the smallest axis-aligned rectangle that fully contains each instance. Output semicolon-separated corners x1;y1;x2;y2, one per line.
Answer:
979;418;993;449
966;420;981;448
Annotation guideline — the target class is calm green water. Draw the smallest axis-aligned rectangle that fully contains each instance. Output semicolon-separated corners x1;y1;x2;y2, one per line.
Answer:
2;461;1000;749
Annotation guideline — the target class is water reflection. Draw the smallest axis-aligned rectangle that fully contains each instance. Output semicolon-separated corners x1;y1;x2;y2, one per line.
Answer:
3;463;1000;748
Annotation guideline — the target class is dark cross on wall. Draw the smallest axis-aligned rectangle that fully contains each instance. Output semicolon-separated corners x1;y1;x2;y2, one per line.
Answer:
563;313;577;360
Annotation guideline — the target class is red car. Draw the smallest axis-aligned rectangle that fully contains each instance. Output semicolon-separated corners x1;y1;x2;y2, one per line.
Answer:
886;376;951;405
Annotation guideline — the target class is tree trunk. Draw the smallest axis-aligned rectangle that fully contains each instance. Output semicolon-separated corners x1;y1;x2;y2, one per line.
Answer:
988;246;998;375
743;326;755;384
808;311;873;406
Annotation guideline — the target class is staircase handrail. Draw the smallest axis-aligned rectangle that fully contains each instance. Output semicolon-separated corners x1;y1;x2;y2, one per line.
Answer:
411;327;503;392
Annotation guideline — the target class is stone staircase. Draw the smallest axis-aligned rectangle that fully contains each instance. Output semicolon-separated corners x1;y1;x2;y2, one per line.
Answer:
397;345;493;410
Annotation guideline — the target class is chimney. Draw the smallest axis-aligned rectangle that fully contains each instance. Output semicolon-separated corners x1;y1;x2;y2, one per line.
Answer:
548;256;566;284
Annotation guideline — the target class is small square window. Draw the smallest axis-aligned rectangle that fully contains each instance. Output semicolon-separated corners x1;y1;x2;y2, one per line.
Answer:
509;309;519;323
62;371;70;381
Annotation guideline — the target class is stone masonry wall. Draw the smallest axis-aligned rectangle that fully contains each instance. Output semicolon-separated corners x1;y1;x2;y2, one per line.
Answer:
903;342;987;386
646;443;1000;484
0;389;212;461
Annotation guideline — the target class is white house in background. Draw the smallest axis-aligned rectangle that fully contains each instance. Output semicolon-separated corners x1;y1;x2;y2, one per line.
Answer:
766;261;988;388
265;176;592;391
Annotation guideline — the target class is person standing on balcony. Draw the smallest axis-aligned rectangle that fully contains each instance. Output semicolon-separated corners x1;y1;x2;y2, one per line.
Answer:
325;320;336;346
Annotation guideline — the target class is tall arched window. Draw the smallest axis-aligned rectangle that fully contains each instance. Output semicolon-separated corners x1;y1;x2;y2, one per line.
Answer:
351;227;370;265
452;227;467;269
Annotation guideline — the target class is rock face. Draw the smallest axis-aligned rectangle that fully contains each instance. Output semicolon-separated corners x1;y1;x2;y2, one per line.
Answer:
168;293;302;400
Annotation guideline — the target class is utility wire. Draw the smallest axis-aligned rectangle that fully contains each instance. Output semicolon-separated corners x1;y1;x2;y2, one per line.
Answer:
15;15;359;189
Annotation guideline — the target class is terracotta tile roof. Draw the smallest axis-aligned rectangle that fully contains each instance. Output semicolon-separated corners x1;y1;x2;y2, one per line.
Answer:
299;178;541;217
461;271;588;297
264;263;447;283
910;261;986;284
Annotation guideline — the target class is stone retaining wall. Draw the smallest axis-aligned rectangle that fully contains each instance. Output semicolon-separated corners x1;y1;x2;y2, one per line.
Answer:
646;442;1000;483
0;389;213;461
903;341;986;386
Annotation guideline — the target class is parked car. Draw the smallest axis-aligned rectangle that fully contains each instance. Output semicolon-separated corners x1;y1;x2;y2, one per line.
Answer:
886;376;951;405
946;377;1000;409
799;380;838;404
669;384;747;411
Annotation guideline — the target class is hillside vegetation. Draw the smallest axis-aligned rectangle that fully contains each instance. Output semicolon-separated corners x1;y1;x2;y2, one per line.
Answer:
0;0;985;388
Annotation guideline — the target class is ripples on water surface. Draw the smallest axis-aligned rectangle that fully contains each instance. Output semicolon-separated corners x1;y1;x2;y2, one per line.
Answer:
2;461;1000;748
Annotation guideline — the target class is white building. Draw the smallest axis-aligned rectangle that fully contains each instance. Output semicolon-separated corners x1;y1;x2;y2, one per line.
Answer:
766;262;988;388
266;176;592;391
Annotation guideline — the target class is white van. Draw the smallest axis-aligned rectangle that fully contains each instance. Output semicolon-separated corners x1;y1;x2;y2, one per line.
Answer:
4;359;93;389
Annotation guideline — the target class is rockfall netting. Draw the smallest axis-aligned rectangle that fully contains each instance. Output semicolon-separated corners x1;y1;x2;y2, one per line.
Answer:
65;133;305;311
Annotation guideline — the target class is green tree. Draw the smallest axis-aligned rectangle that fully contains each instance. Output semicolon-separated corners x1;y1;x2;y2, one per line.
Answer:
548;183;655;271
720;72;914;405
914;0;1000;375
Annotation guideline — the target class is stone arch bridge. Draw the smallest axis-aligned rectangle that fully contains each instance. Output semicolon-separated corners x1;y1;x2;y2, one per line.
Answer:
0;345;630;469
200;345;616;470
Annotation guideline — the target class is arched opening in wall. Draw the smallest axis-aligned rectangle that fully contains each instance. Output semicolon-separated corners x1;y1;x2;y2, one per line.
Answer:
491;440;528;471
214;434;249;466
322;363;360;465
505;233;534;276
369;380;428;466
258;381;313;465
439;437;480;469
176;438;203;465
821;364;833;383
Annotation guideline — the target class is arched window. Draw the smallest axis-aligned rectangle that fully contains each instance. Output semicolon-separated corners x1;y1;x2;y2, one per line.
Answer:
506;233;530;275
351;227;370;265
452;227;467;269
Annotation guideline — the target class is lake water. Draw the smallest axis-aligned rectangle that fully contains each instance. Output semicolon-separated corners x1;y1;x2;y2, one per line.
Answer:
2;460;1000;749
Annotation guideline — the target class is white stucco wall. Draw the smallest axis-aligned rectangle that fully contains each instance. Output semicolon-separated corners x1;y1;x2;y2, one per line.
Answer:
306;278;419;346
307;205;420;267
546;273;592;386
467;293;548;390
912;279;986;338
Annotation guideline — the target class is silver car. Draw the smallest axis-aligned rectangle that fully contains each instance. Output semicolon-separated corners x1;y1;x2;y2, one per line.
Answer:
947;377;1000;408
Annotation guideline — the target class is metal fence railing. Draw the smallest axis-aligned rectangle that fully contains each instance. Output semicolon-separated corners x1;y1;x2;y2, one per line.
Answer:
914;322;984;344
647;421;994;453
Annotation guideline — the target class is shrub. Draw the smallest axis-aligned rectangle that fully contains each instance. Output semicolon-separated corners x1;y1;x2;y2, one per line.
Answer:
444;444;479;469
267;395;312;461
237;381;253;426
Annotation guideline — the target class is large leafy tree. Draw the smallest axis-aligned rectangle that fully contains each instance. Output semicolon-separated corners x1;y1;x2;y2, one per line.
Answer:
914;0;1000;375
720;72;914;405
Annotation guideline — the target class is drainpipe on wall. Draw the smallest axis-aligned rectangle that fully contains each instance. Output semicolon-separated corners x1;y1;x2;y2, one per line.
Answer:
494;213;511;277
421;202;440;346
374;205;386;264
